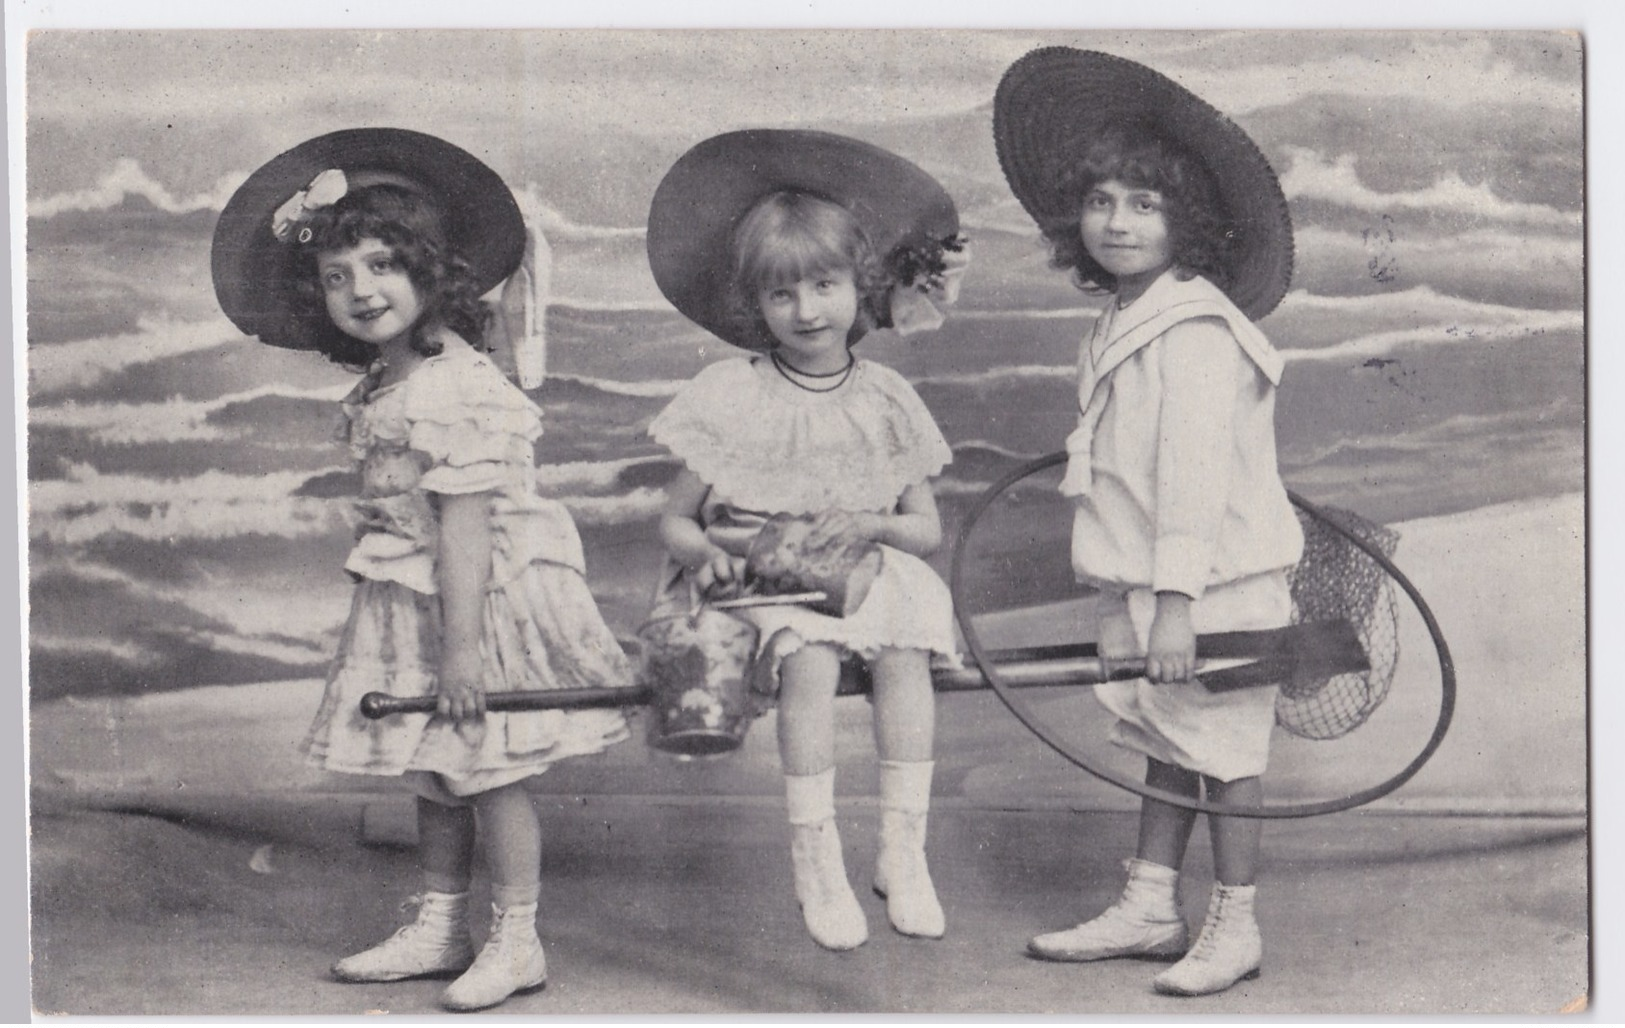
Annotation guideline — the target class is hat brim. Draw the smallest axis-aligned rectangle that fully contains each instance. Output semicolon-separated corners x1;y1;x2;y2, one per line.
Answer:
994;48;1293;320
211;127;525;351
646;129;960;351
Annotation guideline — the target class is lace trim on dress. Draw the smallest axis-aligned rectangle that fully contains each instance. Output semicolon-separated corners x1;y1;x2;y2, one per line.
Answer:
648;359;952;514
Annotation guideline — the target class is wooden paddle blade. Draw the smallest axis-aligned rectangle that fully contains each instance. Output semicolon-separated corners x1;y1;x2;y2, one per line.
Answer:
905;619;1371;696
1201;620;1370;692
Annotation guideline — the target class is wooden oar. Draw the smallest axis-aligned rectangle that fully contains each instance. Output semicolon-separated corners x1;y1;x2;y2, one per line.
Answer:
358;619;1367;719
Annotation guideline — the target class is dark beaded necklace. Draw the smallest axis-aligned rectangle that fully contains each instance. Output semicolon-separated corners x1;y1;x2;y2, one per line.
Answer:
770;350;856;393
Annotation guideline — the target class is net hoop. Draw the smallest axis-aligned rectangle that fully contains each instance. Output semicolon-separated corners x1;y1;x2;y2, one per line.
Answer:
950;450;1457;819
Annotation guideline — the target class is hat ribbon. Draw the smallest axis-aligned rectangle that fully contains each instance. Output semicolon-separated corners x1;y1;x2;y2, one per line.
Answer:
271;168;349;243
889;240;971;337
489;190;554;390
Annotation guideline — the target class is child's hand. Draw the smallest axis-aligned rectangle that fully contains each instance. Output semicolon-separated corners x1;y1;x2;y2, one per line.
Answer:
1097;606;1141;678
805;509;878;549
437;648;486;722
1146;591;1196;683
695;549;748;598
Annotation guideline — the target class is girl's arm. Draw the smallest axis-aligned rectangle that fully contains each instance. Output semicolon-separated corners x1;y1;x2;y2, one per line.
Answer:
437;490;495;721
658;469;747;596
1146;318;1239;682
807;480;944;559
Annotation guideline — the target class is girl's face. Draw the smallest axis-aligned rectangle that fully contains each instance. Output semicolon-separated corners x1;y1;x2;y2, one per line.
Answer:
757;267;859;369
317;238;425;350
1080;179;1174;290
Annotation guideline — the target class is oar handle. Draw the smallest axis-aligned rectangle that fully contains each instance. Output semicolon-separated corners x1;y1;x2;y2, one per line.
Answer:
357;644;1302;720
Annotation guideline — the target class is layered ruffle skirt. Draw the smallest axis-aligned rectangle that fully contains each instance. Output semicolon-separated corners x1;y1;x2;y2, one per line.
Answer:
303;560;632;801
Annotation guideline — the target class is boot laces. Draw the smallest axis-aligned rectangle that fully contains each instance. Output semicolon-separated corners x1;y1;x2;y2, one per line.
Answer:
383;894;458;947
484;907;535;954
1184;895;1232;960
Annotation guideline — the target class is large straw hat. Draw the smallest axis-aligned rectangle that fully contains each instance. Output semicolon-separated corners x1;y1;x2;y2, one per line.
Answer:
994;47;1292;319
212;127;525;351
646;129;961;351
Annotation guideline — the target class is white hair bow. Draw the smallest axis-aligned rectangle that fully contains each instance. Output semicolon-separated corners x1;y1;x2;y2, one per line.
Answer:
271;168;349;243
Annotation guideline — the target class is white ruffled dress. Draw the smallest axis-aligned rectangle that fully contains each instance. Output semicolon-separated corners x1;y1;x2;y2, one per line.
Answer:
302;342;631;801
647;357;960;684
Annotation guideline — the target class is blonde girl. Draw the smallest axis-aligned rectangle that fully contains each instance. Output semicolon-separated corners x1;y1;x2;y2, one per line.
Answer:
644;130;968;951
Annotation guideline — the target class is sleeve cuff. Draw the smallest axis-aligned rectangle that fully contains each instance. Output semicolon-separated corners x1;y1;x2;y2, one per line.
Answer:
1152;534;1212;600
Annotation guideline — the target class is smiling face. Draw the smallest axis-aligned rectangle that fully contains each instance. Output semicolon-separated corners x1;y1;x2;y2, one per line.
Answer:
1080;178;1175;297
317;238;425;351
756;267;860;372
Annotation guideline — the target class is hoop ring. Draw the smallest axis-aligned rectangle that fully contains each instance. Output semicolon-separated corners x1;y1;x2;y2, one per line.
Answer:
949;451;1456;819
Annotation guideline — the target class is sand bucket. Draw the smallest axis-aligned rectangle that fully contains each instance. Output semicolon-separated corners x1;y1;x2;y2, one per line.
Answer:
638;606;760;757
744;513;883;617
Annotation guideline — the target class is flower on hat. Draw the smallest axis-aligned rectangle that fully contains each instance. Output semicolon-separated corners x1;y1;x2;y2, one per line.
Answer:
270;168;349;243
887;235;971;337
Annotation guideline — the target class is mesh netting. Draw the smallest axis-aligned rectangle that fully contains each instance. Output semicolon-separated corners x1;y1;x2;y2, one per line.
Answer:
1279;503;1401;740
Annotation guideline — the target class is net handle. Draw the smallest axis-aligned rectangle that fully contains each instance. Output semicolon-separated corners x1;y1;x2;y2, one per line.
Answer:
950;450;1457;820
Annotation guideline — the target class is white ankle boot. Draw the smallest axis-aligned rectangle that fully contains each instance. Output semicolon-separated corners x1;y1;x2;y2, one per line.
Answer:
1028;858;1188;962
440;902;548;1011
331;891;475;982
1154;883;1262;996
872;760;945;939
786;769;868;951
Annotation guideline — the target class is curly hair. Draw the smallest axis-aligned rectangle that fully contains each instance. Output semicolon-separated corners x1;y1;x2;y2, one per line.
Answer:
726;191;891;349
280;184;492;369
1038;121;1236;297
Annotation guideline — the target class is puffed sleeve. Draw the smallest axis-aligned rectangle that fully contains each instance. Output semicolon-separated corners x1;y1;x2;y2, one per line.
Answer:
862;362;954;487
404;349;543;495
646;358;760;487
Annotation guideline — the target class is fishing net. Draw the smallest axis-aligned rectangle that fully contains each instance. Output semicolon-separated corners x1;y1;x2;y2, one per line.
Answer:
1278;500;1401;740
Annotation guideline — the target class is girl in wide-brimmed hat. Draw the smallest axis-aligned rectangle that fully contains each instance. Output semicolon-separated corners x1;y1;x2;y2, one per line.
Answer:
213;128;631;1012
645;129;968;951
994;48;1304;996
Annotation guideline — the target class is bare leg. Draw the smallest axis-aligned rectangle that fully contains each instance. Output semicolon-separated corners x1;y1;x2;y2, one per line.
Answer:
870;647;934;762
418;796;476;895
777;642;843;775
471;783;542;906
442;782;548;1011
776;642;865;949
1136;758;1200;873
1203;775;1261;886
1152;775;1265;996
869;647;944;937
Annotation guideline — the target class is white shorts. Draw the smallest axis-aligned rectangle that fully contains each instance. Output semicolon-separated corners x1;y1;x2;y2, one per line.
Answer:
1092;570;1290;782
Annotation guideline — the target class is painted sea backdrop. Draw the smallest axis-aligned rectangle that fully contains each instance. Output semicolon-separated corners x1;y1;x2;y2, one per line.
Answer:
25;30;1583;700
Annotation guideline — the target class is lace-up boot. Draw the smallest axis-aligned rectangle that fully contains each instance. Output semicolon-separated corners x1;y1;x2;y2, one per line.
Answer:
1153;883;1262;996
786;769;868;951
331;891;475;982
1028;859;1188;962
440;902;548;1011
872;760;945;938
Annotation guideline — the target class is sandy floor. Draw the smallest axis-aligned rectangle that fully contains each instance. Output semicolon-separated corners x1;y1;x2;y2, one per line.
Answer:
29;795;1586;1017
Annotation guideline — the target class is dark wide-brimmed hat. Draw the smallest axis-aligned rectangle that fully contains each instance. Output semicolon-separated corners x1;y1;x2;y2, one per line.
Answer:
646;129;961;351
994;47;1293;320
212;127;525;351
